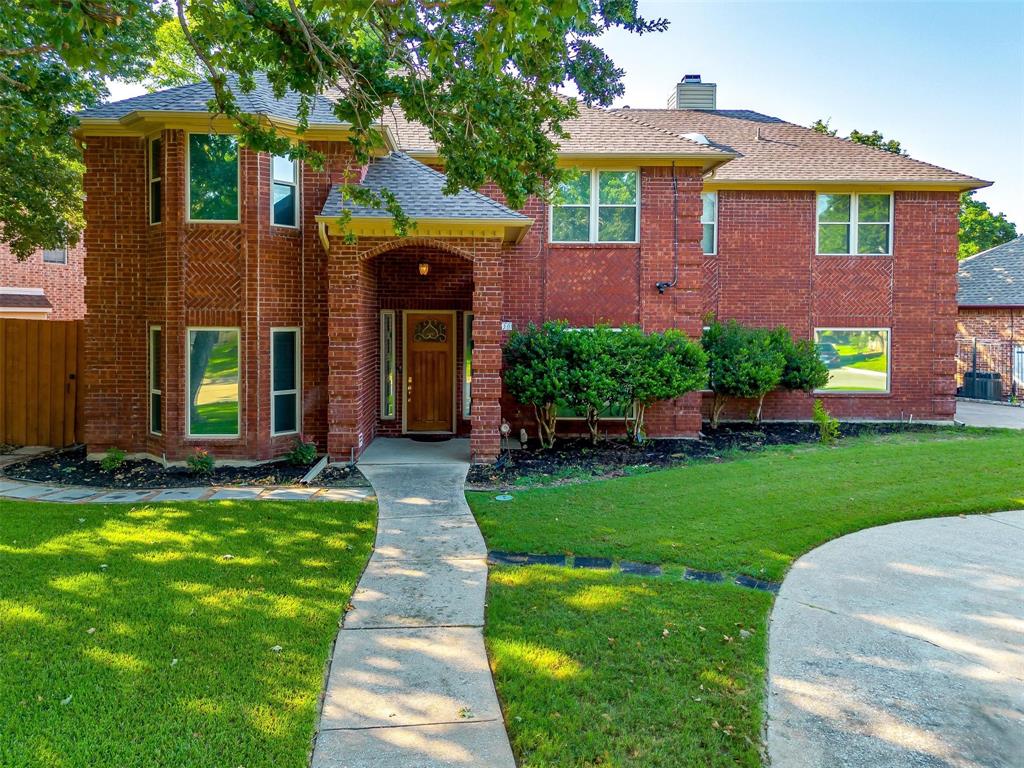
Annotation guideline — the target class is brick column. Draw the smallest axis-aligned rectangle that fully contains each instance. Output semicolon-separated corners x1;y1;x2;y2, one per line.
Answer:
326;240;363;460
470;241;503;463
639;165;704;437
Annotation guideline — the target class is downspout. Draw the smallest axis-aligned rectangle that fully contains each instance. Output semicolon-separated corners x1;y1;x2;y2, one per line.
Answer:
656;160;679;294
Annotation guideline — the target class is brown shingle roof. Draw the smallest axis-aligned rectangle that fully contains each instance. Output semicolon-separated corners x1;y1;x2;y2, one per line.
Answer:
615;109;989;188
380;103;735;161
0;292;52;309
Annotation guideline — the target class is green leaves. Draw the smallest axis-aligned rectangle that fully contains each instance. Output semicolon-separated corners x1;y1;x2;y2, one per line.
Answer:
702;319;787;426
958;191;1017;259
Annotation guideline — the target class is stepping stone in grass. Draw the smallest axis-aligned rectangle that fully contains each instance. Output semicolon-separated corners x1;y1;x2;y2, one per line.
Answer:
734;574;781;593
487;551;529;566
619;561;662;577
524;553;566;566
573;556;613;570
684;568;725;583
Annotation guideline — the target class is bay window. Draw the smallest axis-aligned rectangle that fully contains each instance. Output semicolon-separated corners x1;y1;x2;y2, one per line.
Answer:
271;155;298;227
187;328;240;437
271;328;300;435
187;134;239;222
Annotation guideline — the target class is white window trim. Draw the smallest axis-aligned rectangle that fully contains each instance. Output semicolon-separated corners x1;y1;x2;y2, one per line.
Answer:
186;326;241;439
185;132;241;224
270;327;301;436
270;155;300;229
42;248;67;264
815;192;893;257
149;136;162;226
549;169;640;244
463;312;473;419
149;325;162;435
380;310;396;420
813;326;892;396
701;191;718;256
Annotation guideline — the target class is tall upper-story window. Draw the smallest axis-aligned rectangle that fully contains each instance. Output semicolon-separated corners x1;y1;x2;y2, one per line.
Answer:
816;193;892;255
187;134;239;222
551;169;639;243
271;155;298;227
149;137;162;224
701;191;717;255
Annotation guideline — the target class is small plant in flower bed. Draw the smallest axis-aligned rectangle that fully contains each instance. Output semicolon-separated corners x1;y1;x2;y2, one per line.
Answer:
813;399;841;445
187;448;215;476
286;437;318;465
100;447;127;472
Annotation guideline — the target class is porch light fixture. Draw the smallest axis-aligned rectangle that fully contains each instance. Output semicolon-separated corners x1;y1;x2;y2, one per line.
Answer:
418;261;430;277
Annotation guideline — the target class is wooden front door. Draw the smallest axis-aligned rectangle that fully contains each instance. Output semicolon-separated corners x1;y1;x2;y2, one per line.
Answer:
405;312;454;432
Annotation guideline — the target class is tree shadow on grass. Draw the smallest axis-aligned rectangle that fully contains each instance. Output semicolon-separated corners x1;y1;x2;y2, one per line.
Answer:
0;499;376;768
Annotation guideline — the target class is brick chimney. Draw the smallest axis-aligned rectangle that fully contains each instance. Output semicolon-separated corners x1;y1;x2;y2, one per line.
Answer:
668;74;717;110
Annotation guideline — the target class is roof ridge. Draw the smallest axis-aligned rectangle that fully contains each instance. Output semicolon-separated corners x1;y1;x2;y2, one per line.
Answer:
604;107;714;150
958;234;1024;265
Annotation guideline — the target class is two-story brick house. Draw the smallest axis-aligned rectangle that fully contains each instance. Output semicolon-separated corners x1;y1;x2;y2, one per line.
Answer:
74;74;988;463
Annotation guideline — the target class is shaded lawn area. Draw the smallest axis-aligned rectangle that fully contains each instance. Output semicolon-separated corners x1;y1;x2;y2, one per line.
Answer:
471;429;1024;768
0;499;376;768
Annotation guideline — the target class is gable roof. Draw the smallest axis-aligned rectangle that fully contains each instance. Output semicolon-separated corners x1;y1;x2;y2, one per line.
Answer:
958;236;1024;307
612;109;989;189
320;152;529;222
78;74;344;126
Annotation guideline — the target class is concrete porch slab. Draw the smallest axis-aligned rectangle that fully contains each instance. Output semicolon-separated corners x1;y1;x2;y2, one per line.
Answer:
359;464;473;520
344;555;488;629
312;720;516;768
319;626;502;730
358;438;470;466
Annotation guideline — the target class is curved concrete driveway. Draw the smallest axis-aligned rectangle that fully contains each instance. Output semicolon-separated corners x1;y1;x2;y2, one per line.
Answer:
767;511;1024;768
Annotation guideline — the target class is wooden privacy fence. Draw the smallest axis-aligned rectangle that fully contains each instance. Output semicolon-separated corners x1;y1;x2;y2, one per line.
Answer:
0;319;83;447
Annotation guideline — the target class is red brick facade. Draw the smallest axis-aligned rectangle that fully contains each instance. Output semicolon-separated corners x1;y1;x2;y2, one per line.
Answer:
956;307;1023;398
81;130;961;463
0;242;86;320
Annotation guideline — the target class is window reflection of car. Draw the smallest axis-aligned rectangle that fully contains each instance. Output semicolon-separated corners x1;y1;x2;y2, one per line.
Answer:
816;342;841;366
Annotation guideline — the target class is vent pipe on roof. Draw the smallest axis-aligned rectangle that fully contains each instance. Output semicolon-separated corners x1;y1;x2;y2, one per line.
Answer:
668;74;716;110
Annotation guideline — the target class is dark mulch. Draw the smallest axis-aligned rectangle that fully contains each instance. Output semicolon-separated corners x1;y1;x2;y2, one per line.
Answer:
467;421;945;488
3;445;319;489
318;463;372;488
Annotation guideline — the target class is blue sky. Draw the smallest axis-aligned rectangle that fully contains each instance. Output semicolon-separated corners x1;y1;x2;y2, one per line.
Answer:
108;1;1023;225
598;0;1024;225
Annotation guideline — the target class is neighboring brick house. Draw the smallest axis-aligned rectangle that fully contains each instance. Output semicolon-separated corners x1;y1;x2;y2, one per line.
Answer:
0;241;86;320
74;74;988;463
956;236;1024;400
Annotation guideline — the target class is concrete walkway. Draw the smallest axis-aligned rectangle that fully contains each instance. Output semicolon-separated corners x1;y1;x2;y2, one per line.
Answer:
956;400;1024;429
767;511;1024;768
311;439;515;768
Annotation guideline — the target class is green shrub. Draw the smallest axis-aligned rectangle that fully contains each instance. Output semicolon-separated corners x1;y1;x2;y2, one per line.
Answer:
614;326;707;443
503;321;571;448
286;438;318;465
187;448;215;476
812;399;840;445
779;333;830;394
100;447;127;472
561;326;619;444
702;318;786;427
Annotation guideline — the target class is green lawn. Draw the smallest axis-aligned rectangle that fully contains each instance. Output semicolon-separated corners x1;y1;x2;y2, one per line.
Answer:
470;429;1024;768
0;499;376;768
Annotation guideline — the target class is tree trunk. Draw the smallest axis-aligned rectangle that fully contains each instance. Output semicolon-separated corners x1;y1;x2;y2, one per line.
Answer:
586;405;600;445
626;401;645;443
755;393;766;422
711;393;726;428
534;402;558;449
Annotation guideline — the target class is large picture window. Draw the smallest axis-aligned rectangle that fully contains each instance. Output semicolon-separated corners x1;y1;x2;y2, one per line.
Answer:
187;328;240;437
271;329;300;435
271;155;298;227
187;134;239;222
149;137;162;225
463;313;473;418
551;169;638;243
816;193;892;255
149;326;161;434
701;191;717;255
380;311;396;419
814;328;890;393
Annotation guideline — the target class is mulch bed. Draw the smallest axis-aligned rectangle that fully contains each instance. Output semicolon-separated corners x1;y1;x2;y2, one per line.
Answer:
467;421;944;488
1;444;371;490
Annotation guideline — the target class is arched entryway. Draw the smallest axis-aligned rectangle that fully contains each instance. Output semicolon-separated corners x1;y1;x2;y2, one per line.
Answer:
324;235;505;463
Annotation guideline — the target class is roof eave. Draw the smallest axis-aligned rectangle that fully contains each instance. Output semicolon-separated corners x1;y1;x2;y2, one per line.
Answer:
315;214;533;245
704;178;991;192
